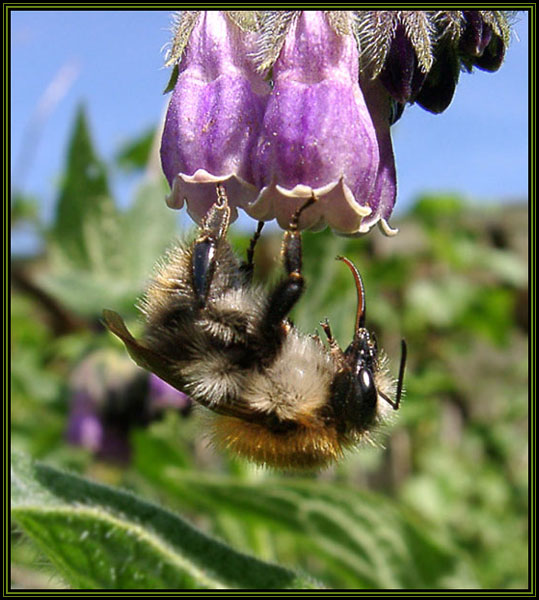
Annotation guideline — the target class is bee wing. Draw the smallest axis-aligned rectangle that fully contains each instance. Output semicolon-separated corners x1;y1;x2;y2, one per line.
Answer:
102;309;188;394
102;309;263;423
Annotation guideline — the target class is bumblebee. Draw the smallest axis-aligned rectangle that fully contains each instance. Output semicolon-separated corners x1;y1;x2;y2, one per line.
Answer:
103;187;406;469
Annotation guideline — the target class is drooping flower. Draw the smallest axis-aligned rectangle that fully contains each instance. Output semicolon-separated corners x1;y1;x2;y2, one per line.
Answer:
160;11;271;224
247;11;382;233
161;10;514;235
66;350;191;463
359;78;398;235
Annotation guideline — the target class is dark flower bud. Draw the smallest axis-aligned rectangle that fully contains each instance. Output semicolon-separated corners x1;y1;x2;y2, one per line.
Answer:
378;24;426;104
459;11;489;57
416;43;461;114
473;32;506;72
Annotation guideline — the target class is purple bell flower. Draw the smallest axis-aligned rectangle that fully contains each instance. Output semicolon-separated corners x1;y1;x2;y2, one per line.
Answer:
161;10;513;235
247;11;387;234
359;78;398;235
161;11;271;224
66;391;109;454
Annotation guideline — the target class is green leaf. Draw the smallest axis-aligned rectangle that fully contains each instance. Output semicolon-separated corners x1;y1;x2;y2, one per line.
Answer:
115;128;156;173
132;424;192;472
120;178;178;284
410;193;465;227
38;271;139;319
42;178;177;318
163;64;179;94
11;453;317;590
134;466;476;589
11;190;40;224
51;105;117;270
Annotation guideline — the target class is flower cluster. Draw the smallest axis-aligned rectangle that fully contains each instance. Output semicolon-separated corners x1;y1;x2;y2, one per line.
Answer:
66;349;191;463
161;10;513;236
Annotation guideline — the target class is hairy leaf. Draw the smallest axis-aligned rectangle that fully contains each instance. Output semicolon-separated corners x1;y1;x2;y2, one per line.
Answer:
11;453;318;590
134;465;476;589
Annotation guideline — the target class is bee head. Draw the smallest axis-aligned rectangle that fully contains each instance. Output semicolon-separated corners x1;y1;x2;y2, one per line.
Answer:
336;255;406;420
343;327;378;408
328;256;406;435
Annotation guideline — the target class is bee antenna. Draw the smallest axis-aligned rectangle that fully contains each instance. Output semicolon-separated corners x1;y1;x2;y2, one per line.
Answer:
395;338;407;408
378;339;407;410
336;256;366;331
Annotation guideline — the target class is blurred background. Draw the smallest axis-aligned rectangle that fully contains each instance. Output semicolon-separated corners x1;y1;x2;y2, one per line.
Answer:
10;10;529;590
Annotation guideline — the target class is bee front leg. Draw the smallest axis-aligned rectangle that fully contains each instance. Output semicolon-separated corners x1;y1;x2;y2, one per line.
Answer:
192;185;232;306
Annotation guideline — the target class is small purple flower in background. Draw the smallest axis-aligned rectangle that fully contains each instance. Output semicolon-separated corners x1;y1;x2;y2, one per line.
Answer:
66;350;192;463
161;10;513;236
148;374;192;416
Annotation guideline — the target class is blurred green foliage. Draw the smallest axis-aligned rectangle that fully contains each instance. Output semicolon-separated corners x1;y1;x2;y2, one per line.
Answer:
10;108;528;590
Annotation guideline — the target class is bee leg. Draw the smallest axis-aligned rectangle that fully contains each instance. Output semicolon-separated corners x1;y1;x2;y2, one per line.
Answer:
320;318;343;360
200;184;231;240
261;195;317;352
310;332;323;346
192;185;232;306
320;318;334;343
240;221;264;283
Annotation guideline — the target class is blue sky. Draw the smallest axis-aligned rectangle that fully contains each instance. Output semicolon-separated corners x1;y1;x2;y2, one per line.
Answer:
10;10;529;249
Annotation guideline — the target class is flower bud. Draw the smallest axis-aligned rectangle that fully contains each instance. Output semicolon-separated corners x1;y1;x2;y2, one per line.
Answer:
473;32;505;72
378;23;426;104
459;11;506;73
415;42;461;114
358;79;398;235
459;11;491;57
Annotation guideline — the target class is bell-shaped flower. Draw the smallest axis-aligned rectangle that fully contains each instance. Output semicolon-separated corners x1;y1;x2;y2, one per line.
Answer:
161;10;513;235
160;11;271;224
247;11;389;234
358;79;398;235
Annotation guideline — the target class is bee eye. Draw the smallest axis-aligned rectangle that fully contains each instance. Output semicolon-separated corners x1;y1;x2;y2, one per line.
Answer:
358;368;376;402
